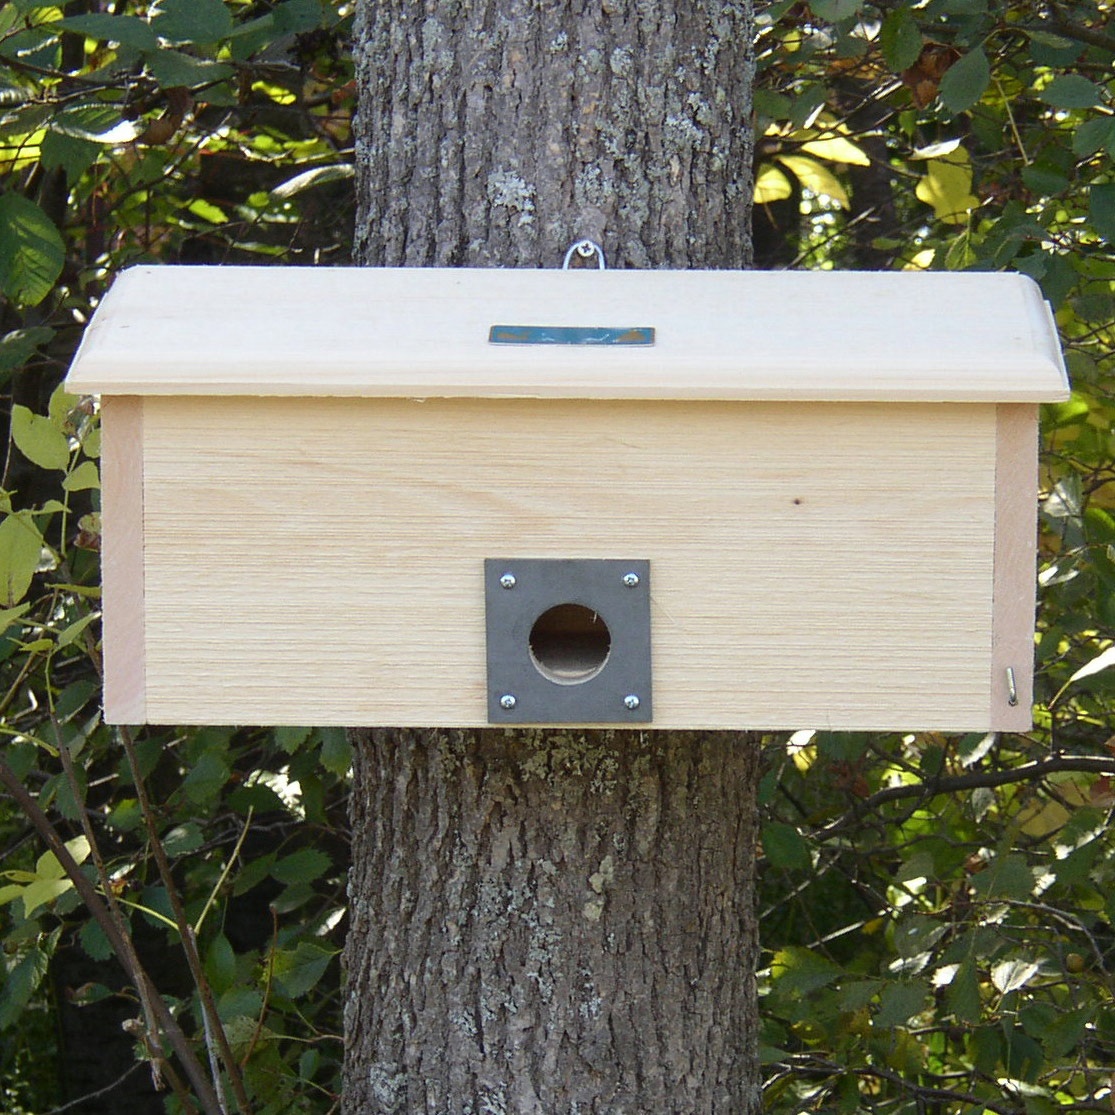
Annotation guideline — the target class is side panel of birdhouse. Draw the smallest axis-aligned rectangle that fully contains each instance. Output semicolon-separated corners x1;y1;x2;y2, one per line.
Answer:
100;396;146;724
126;397;1014;730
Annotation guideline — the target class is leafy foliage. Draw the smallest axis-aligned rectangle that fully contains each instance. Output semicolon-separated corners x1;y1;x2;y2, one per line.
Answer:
1;2;354;1111
2;0;1115;1112
754;0;1115;1109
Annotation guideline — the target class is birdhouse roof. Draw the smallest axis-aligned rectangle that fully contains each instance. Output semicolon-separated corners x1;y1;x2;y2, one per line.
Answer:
65;265;1069;402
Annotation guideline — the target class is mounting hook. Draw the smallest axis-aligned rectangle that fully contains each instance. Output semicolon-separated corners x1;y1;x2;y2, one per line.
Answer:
562;239;606;270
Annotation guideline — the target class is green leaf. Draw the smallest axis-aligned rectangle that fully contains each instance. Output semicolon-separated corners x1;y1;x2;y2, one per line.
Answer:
270;941;335;999
970;853;1034;900
40;130;100;186
79;919;113;962
880;8;923;72
273;0;325;34
991;959;1041;995
62;460;100;492
271;847;331;886
0;194;65;307
1039;75;1103;109
0;512;44;607
59;13;159;49
0;947;51;1029
144;50;234;89
810;0;862;20
0;327;53;375
770;946;843;994
274;725;312;753
761;822;812;870
318;727;352;777
151;0;233;45
205;934;237;995
938;48;990;113
10;404;70;471
947;958;982;1022
162;823;204;857
1088;183;1115;242
1073;116;1115;159
875;980;928;1028
182;750;231;805
56;611;98;648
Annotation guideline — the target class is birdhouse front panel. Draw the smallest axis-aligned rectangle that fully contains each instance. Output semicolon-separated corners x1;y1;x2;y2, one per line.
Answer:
69;266;1069;731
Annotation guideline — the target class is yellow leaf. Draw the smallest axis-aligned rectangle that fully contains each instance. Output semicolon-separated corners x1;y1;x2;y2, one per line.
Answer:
915;149;978;224
754;164;794;205
776;155;850;208
800;135;871;166
904;248;936;270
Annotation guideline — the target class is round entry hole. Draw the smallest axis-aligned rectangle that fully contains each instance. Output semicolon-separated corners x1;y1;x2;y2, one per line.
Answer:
529;604;611;685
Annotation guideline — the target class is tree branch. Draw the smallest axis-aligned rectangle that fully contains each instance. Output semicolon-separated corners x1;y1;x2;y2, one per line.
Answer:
815;754;1115;841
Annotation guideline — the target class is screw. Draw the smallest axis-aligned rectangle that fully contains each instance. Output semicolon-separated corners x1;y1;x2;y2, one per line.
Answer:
623;694;641;710
499;694;517;710
622;572;640;588
499;572;517;589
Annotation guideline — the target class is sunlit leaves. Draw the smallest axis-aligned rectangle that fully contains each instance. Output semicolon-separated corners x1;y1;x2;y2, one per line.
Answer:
914;148;978;223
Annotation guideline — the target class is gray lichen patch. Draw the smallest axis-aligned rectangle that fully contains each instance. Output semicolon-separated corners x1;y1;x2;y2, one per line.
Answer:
486;169;537;226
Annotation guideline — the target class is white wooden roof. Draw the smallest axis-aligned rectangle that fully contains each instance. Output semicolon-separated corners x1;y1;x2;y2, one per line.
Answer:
65;265;1069;402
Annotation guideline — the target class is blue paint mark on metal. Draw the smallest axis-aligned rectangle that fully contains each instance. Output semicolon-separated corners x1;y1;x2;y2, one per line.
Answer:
489;325;655;346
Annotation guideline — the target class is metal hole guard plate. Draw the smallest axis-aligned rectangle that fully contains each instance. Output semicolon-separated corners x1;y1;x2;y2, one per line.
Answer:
485;559;652;725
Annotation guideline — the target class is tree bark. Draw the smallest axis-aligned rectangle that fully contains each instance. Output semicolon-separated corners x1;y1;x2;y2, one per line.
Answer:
346;3;759;1112
352;0;754;270
345;729;762;1114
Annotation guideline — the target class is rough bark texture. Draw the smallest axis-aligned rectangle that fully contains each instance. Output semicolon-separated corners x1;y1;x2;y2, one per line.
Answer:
345;729;762;1114
352;1;754;269
347;3;758;1111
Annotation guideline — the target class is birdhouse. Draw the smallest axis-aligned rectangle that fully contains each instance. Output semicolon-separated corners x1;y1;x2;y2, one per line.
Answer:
65;266;1068;731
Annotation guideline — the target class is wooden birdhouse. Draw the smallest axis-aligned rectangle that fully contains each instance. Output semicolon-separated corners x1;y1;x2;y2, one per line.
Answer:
65;265;1068;731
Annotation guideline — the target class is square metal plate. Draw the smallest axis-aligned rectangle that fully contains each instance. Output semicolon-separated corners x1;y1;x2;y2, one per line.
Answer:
485;558;652;725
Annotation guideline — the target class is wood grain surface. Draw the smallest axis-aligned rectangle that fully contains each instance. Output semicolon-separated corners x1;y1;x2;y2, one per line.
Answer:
128;396;1012;730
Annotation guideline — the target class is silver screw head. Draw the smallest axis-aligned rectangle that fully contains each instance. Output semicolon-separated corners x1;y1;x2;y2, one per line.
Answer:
623;694;641;710
499;572;517;589
622;572;640;588
499;694;518;710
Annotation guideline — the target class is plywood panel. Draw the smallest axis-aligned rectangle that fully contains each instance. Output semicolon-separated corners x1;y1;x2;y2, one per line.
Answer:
100;396;146;723
138;398;999;729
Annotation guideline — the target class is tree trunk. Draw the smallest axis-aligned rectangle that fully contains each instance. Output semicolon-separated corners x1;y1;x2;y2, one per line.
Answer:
345;3;759;1112
351;1;754;270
